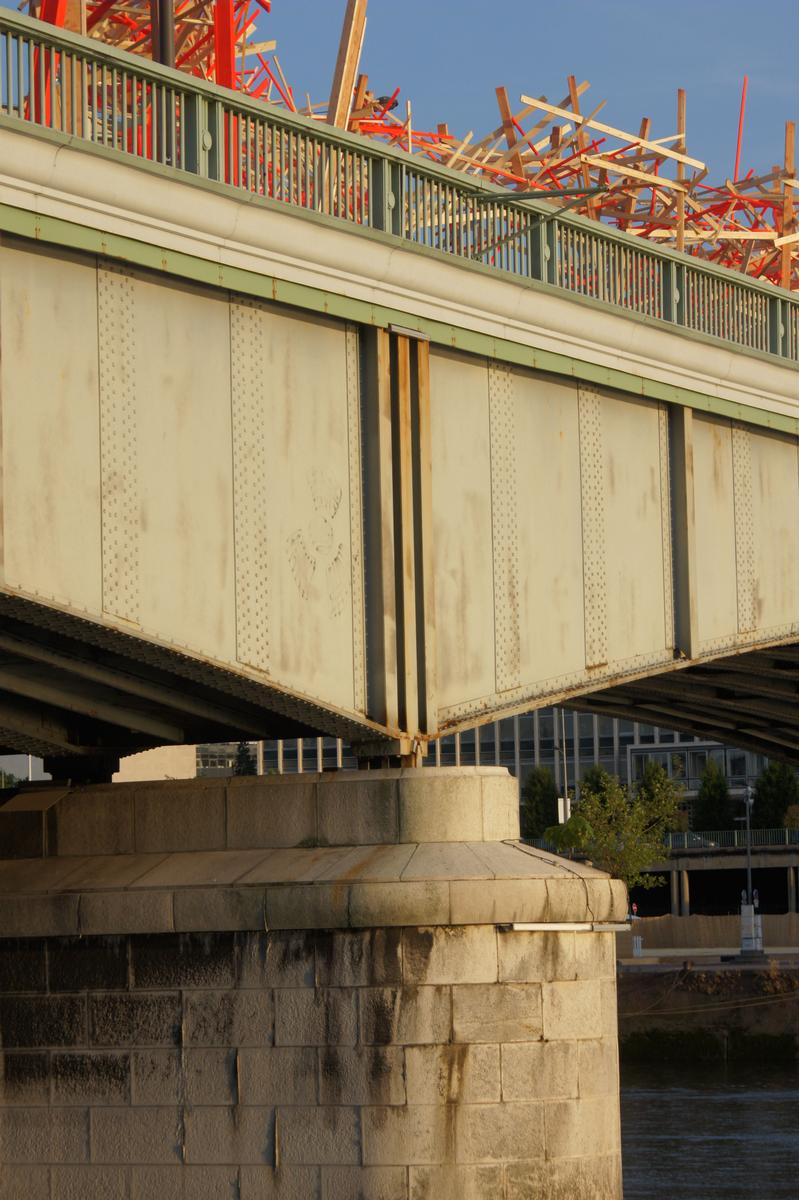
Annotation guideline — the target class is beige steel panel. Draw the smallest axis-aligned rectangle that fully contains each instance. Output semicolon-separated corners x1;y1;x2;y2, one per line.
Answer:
489;363;521;694
430;350;495;711
578;384;608;667
748;427;799;632
600;391;671;666
237;301;360;714
98;264;139;625
134;274;236;663
0;242;102;612
693;415;738;647
514;370;585;685
732;424;756;634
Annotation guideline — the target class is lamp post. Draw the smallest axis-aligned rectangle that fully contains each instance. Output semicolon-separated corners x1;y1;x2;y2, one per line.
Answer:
744;781;754;905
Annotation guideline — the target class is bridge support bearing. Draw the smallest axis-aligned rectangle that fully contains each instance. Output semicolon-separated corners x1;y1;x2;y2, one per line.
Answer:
0;768;625;1197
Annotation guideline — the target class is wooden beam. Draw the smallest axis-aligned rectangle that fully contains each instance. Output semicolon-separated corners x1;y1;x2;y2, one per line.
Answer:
327;0;368;129
496;86;525;188
676;88;686;253
781;120;796;288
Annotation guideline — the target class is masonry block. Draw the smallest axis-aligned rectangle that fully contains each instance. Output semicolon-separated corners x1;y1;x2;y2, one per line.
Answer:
0;1051;50;1104
409;1164;504;1200
49;937;128;992
452;983;542;1043
238;1047;317;1106
359;987;451;1046
275;987;357;1047
131;1049;181;1104
314;929;402;988
317;777;398;845
402;926;497;986
454;1101;544;1163
500;1040;579;1101
405;1044;500;1105
239;1166;321;1199
479;773;520;841
227;779;316;849
0;895;80;938
52;1052;130;1105
184;989;273;1047
322;1165;407;1200
134;785;226;853
78;889;173;936
542;980;602;1041
361;1104;453;1166
184;1047;237;1105
0;1165;51;1199
0;1107;89;1163
184;1106;275;1164
278;1105;360;1165
0;938;47;992
242;931;315;989
130;932;237;990
543;1095;620;1159
173;886;266;933
349;882;450;929
50;1166;128;1200
89;992;181;1047
54;789;134;857
0;995;86;1048
397;774;483;843
319;1046;406;1106
578;1038;619;1098
91;1106;181;1163
497;930;576;984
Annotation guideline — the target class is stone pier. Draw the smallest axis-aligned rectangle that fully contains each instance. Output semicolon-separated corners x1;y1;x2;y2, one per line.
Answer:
0;768;626;1198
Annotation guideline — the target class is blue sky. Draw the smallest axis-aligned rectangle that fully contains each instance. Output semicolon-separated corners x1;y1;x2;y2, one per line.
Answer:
263;0;798;182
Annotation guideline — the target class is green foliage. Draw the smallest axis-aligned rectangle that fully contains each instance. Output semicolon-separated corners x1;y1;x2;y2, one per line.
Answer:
752;762;799;829
545;763;681;890
233;741;256;776
692;759;734;831
520;766;559;839
574;763;682;890
544;810;593;853
785;803;799;831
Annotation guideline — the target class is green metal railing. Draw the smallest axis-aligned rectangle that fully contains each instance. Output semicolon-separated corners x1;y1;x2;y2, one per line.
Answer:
2;7;798;366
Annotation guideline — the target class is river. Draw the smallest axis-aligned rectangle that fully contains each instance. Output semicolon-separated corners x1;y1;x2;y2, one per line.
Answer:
622;1063;799;1198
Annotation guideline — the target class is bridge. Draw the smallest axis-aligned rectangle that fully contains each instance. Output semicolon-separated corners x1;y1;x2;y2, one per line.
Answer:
0;6;799;780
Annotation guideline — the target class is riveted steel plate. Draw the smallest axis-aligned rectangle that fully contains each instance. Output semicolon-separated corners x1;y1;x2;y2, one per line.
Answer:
489;362;521;693
231;298;270;673
345;325;367;714
658;403;674;650
578;383;608;668
732;422;756;634
98;263;139;625
692;416;738;649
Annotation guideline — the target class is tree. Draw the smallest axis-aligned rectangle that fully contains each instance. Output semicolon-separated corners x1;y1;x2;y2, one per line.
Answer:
692;759;734;831
520;766;559;839
752;762;799;829
233;741;256;776
545;763;681;890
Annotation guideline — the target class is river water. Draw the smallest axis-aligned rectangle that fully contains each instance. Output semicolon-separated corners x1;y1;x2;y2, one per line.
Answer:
622;1064;799;1199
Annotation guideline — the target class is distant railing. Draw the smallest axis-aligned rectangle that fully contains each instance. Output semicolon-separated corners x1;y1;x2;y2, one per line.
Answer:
2;8;798;366
529;828;799;855
665;828;799;851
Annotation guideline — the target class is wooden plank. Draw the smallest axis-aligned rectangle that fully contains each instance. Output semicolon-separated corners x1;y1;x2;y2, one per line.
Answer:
781;120;796;288
580;155;685;192
676;88;686;252
327;0;368;129
496;85;526;187
519;91;705;170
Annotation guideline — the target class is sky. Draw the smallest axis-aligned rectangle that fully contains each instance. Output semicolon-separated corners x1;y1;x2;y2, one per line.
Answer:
261;0;798;183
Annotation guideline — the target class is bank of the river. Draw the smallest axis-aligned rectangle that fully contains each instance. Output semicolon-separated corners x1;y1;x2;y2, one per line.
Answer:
618;963;799;1062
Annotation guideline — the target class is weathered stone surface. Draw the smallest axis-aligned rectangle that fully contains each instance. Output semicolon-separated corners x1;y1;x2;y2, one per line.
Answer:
54;789;134;857
322;1165;407;1199
498;930;576;984
238;1047;318;1106
455;1101;544;1163
0;895;80;938
134;785;226;853
275;987;357;1048
402;926;497;986
131;931;237;990
500;1040;579;1101
50;937;128;992
0;1165;51;1199
452;983;543;1043
397;774;483;843
405;1044;500;1105
50;1166;128;1200
350;882;450;929
91;1106;181;1163
278;1106;360;1165
0;1107;88;1162
52;1052;130;1105
319;1046;406;1106
244;931;315;989
227;779;316;850
184;1047;237;1105
479;773;520;841
131;1049;181;1105
184;990;273;1047
359;987;451;1046
362;1104;454;1165
314;929;402;988
317;777;398;845
0;938;47;992
449;878;549;925
78;889;173;935
239;1166;321;1199
542;980;602;1042
184;1106;275;1164
89;992;181;1047
409;1165;504;1200
173;886;266;932
1;995;86;1048
578;1038;619;1098
543;1096;620;1159
0;1052;50;1104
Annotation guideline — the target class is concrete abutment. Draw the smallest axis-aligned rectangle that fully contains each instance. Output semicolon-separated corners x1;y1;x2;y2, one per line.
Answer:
0;768;626;1197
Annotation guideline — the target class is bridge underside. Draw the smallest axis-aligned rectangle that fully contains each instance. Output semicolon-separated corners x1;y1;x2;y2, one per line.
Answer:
576;643;799;767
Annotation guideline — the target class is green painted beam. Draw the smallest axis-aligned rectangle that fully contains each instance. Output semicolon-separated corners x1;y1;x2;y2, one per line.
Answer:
2;200;797;437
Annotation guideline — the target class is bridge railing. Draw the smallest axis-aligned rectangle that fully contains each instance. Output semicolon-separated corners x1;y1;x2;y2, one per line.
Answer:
1;8;797;366
530;828;799;855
